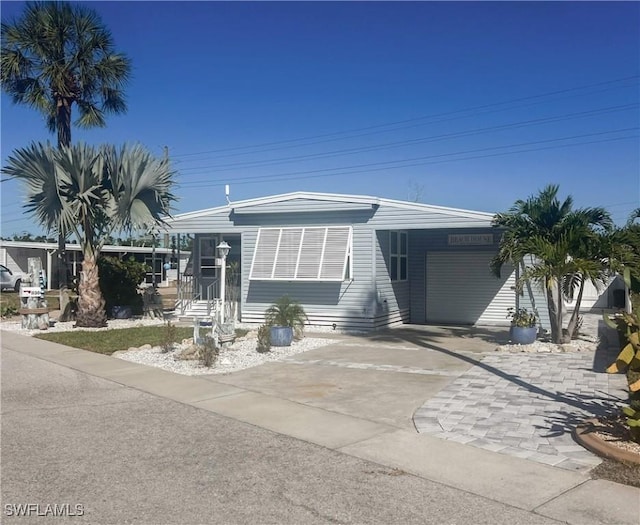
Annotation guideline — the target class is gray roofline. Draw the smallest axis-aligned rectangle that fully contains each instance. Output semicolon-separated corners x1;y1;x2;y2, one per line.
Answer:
167;191;496;223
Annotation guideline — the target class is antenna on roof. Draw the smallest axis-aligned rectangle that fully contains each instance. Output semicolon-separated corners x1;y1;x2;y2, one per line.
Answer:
225;184;231;205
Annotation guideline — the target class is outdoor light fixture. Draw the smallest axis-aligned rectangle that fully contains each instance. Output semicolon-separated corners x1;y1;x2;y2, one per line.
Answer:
217;241;230;259
217;241;231;323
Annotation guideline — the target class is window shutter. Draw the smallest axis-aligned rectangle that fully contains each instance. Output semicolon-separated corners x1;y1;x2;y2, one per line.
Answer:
273;228;303;279
296;228;325;279
250;226;352;281
319;227;351;279
250;228;280;279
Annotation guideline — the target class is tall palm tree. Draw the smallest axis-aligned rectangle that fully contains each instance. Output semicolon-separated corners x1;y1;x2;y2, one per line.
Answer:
491;185;612;343
2;142;175;327
1;1;131;313
1;1;131;148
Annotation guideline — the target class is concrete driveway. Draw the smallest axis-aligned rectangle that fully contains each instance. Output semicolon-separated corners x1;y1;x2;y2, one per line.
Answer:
205;325;504;430
205;322;626;472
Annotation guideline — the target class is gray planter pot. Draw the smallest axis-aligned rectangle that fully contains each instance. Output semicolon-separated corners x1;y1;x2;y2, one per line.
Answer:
270;326;293;347
510;326;537;345
111;305;133;319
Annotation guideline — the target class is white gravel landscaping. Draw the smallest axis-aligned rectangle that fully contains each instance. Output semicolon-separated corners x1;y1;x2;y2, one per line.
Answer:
114;336;338;376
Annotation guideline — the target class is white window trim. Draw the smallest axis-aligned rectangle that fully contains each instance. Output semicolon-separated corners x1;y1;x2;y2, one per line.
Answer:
390;231;408;282
250;226;352;281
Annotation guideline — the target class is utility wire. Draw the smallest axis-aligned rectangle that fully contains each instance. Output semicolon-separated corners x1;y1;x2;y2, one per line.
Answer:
178;135;637;188
178;128;638;187
175;104;638;173
170;75;639;160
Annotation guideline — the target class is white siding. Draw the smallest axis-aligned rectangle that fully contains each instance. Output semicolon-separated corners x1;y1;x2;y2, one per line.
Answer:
426;252;516;325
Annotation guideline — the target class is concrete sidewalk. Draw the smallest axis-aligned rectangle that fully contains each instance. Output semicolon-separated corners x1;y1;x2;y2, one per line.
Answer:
2;330;639;525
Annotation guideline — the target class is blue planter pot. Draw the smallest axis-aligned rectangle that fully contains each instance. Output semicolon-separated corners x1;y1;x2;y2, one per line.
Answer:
510;326;537;345
270;326;293;347
111;305;133;319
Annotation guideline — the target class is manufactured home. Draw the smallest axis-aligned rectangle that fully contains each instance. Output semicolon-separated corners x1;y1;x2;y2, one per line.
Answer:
168;192;532;330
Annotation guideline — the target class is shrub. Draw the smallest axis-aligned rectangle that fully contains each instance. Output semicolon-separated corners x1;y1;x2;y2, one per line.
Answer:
98;256;148;316
506;307;537;328
198;335;219;368
256;324;271;353
0;305;18;318
605;310;640;443
160;320;176;354
265;295;307;339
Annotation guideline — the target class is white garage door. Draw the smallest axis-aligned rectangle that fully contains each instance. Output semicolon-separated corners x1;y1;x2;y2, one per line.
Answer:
426;252;515;325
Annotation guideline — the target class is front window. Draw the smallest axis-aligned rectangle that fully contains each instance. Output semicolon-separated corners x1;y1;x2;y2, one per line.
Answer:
390;231;408;281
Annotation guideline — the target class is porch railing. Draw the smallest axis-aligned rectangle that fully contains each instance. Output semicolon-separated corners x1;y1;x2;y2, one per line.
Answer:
177;275;220;319
177;274;195;315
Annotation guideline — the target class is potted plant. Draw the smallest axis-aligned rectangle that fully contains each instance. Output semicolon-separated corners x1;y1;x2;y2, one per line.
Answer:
265;296;308;347
507;307;538;344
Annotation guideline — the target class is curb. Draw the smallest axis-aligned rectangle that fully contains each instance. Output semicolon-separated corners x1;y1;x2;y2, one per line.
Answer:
574;419;640;465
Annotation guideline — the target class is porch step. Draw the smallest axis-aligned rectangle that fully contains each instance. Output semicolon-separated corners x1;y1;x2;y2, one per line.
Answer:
176;299;219;322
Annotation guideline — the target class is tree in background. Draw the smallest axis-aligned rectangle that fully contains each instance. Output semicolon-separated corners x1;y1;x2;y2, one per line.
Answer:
1;1;131;146
2;142;175;327
1;1;131;314
491;184;613;343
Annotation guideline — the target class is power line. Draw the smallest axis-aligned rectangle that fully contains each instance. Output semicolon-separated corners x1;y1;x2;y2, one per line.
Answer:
174;104;638;174
170;75;639;160
185;135;637;188
177;128;638;188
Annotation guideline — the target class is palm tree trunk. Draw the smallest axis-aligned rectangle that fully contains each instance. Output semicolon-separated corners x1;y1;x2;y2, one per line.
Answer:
566;279;586;340
546;281;562;344
557;279;566;343
56;97;72;148
75;252;107;328
55;96;72;320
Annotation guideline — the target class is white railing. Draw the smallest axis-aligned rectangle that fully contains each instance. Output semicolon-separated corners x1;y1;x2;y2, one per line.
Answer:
177;274;195;314
177;275;221;319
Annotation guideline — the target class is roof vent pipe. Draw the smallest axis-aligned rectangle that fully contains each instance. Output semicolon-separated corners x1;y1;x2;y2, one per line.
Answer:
225;184;231;205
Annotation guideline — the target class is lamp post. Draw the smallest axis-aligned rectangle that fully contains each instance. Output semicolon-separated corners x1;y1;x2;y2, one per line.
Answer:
217;241;231;324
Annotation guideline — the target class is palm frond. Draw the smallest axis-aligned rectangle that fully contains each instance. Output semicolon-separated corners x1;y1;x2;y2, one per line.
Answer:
1;1;131;142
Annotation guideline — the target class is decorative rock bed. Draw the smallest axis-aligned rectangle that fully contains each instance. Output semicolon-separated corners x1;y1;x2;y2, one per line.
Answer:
114;336;338;376
496;337;598;353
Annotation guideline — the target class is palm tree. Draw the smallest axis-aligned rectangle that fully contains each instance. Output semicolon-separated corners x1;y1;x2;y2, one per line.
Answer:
2;142;175;327
1;1;131;148
491;185;612;343
1;1;131;314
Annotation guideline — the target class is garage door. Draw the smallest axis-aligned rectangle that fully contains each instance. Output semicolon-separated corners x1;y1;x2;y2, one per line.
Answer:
426;252;515;325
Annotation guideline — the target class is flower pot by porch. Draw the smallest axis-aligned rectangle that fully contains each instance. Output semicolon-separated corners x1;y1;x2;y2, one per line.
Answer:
270;326;293;347
111;305;133;319
510;326;537;345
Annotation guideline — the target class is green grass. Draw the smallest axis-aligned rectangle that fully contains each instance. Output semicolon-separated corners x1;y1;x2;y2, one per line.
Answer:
1;290;61;311
34;325;250;355
35;325;193;355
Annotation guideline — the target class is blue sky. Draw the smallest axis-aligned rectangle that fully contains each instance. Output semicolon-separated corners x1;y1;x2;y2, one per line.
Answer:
1;1;639;237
